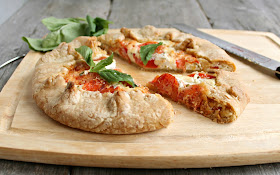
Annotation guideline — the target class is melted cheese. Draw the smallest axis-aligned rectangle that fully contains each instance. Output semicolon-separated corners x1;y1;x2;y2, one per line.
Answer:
174;72;215;90
124;39;201;70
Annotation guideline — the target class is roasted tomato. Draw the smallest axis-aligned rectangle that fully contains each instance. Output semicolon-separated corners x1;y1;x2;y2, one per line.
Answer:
150;73;179;101
82;78;117;93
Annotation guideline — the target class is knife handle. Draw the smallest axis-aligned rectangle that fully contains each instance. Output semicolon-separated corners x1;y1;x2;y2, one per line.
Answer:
276;67;280;79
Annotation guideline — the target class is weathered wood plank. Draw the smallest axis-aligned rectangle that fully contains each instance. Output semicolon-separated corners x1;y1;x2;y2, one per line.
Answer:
0;159;69;175
197;0;280;36
71;163;280;175
0;0;111;91
0;0;28;25
109;0;211;28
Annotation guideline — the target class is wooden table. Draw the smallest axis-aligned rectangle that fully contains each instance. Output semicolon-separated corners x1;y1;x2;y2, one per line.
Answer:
0;0;279;174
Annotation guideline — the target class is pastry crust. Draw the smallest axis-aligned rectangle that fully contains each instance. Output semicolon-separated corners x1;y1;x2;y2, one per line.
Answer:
32;36;174;134
98;25;236;72
148;71;249;123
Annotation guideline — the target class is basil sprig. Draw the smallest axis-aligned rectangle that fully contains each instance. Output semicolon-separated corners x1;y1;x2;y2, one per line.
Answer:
22;15;112;52
85;16;113;37
140;42;163;65
75;46;137;87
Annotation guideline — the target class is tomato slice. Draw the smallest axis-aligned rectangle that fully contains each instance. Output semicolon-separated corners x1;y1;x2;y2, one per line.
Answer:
150;73;206;111
82;78;116;93
133;54;158;69
150;73;179;101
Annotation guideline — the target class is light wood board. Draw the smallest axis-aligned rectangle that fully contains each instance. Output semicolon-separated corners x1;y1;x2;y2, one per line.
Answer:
0;29;280;168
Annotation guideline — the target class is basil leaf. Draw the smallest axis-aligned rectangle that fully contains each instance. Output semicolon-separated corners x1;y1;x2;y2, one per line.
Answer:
41;30;62;48
93;17;112;36
22;37;56;52
85;15;96;36
92;53;114;72
75;46;95;67
24;23;87;52
42;17;84;32
75;46;137;87
60;23;87;43
85;16;112;37
140;42;163;65
98;69;137;87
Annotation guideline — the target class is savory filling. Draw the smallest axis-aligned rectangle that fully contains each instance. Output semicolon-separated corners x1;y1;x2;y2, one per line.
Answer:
149;72;216;112
112;39;201;70
149;72;236;122
64;61;132;93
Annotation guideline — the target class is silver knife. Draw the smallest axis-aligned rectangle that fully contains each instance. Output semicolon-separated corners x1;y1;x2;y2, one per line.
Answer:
172;23;280;79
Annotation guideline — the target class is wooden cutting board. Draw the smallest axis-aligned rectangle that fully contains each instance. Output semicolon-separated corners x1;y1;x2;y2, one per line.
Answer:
0;29;280;168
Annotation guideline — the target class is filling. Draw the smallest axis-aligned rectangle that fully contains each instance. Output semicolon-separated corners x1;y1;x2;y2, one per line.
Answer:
64;61;132;93
112;39;201;70
149;72;215;102
149;72;236;122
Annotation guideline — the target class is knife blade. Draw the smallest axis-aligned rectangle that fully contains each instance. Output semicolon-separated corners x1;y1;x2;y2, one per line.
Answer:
172;23;280;79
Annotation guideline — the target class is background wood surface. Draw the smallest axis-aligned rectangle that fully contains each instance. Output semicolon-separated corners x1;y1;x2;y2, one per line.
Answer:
0;0;279;174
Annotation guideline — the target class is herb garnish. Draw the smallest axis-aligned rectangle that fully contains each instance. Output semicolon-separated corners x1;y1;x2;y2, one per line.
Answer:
75;46;137;87
140;42;163;65
22;15;112;52
85;16;113;37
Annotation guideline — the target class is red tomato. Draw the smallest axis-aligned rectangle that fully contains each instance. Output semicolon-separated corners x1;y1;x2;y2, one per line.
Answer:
150;73;179;101
133;54;158;69
82;78;116;93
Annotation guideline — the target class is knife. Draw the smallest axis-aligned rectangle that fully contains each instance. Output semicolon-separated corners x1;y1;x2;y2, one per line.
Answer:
172;23;280;79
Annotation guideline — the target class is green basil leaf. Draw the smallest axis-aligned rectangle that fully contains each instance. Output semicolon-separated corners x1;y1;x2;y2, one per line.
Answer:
92;53;114;72
85;15;112;37
140;42;163;65
94;17;112;34
75;46;95;67
85;15;96;36
42;17;85;32
41;30;62;48
98;69;137;87
25;23;87;51
22;37;55;52
60;23;87;43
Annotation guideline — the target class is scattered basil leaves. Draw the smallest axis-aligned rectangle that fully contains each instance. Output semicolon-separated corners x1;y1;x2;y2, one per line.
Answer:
140;42;163;65
22;37;56;52
41;17;85;32
75;46;137;87
22;15;111;52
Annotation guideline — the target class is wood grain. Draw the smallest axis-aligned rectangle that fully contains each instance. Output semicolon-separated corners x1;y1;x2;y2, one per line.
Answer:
197;0;280;36
109;0;211;28
0;159;69;175
71;163;280;175
1;29;280;169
